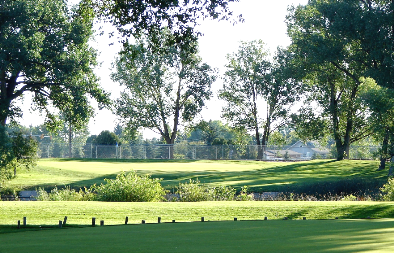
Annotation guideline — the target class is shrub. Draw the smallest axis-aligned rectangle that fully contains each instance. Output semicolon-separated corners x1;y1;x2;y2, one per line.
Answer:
176;179;236;201
380;178;394;201
209;185;236;201
176;179;208;202
0;127;38;180
236;186;254;201
93;171;166;202
341;194;358;201
36;186;95;201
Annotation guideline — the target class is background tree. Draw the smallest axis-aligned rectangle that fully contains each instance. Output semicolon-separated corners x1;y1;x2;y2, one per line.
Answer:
188;120;251;146
94;130;120;146
93;130;121;158
219;40;270;159
112;29;216;158
219;41;298;159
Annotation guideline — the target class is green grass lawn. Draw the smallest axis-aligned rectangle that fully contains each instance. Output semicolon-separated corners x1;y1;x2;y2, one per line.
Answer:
2;201;394;227
4;158;386;193
2;219;394;252
1;159;393;251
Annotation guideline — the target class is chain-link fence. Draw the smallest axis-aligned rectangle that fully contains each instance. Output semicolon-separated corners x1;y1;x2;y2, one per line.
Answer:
37;143;381;160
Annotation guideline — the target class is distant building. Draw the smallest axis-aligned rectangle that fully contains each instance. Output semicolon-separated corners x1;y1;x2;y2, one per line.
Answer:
264;149;302;160
287;141;329;159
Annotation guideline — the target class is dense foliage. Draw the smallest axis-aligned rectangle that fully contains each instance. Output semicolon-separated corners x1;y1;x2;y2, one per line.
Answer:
92;171;167;202
0;0;109;127
0;126;38;182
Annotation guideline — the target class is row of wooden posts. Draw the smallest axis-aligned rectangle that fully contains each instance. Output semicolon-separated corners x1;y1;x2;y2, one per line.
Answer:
17;216;310;229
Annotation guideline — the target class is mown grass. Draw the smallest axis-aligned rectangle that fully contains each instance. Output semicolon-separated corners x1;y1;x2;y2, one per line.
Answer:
2;219;394;252
4;159;387;193
2;201;394;228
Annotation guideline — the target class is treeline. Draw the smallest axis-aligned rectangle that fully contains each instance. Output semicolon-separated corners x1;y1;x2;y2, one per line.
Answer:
1;0;394;180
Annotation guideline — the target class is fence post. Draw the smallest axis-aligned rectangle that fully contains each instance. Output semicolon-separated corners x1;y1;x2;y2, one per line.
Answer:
23;217;26;226
92;217;96;227
216;147;218;160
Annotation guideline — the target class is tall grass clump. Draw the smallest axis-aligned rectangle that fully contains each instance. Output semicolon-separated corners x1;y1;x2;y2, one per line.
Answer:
93;171;167;202
36;186;95;201
176;179;236;201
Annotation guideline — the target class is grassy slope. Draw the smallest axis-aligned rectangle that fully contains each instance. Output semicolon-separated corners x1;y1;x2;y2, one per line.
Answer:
2;220;394;252
5;159;386;192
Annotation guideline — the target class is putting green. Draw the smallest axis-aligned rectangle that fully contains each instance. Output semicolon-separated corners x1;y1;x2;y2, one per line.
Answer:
1;219;394;252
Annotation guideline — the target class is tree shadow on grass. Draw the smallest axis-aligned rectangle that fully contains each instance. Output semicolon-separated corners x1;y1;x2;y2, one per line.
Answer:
31;159;387;195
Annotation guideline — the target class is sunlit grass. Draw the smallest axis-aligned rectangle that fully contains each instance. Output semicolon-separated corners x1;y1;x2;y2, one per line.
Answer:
5;159;385;192
1;201;394;227
2;206;394;252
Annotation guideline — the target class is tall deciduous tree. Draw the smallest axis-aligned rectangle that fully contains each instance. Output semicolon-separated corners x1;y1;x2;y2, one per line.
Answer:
359;78;394;175
112;29;215;158
287;0;375;160
219;40;298;159
0;0;109;127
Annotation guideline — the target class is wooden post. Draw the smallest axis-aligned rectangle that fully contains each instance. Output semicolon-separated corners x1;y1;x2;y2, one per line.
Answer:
172;220;175;223
234;218;237;221
303;217;306;220
125;216;129;225
17;220;20;229
23;217;26;226
158;217;161;224
100;220;104;226
201;217;205;222
63;216;68;226
264;217;268;220
92;217;96;227
58;220;62;228
142;220;145;224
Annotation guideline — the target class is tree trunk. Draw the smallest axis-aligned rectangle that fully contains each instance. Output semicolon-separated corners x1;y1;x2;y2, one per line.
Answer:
379;129;389;171
68;124;73;158
388;156;394;177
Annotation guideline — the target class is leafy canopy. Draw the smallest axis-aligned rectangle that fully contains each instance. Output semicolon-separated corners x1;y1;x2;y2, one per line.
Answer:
0;0;110;127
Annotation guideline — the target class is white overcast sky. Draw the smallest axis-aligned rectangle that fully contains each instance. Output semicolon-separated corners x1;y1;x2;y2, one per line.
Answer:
18;0;308;138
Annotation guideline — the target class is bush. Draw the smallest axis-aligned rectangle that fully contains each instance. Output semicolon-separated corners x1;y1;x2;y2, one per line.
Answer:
209;185;236;201
93;171;166;202
0;127;38;180
176;179;236;202
236;186;254;201
36;186;95;201
380;178;394;201
176;179;208;202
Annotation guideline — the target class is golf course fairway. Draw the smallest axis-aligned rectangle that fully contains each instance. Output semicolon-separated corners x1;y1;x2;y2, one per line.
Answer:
1;219;394;252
